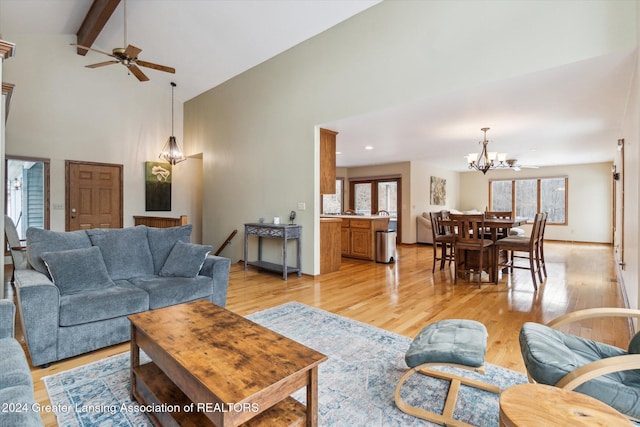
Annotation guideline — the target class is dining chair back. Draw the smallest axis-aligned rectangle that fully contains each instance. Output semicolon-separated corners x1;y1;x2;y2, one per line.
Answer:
449;213;494;287
4;215;28;283
495;212;544;290
537;212;548;278
429;211;454;273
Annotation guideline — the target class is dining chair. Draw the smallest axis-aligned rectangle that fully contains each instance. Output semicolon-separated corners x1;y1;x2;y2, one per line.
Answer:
429;211;454;273
537;212;548;278
4;215;28;284
494;212;544;290
484;211;525;237
449;213;494;287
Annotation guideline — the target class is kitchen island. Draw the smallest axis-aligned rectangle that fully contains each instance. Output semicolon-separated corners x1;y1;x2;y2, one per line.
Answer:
322;214;390;261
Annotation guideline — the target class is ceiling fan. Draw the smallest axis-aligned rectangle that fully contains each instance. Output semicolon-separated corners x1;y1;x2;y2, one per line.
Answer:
505;159;539;171
70;0;175;82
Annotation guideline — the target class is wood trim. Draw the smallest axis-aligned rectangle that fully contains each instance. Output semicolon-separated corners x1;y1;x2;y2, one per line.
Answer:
133;215;187;228
75;0;121;55
2;82;14;121
4;156;51;230
0;39;16;60
619;139;625;268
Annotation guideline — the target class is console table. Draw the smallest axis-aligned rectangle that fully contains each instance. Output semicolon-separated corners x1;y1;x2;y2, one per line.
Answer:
244;223;302;280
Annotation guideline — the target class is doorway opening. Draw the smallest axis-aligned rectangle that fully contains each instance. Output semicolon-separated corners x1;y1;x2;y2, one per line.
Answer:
349;177;401;238
5;156;50;238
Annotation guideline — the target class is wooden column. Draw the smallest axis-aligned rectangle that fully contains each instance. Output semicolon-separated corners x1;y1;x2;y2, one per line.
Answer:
1;38;16;300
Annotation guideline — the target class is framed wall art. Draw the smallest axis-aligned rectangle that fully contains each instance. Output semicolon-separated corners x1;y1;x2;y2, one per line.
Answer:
430;176;446;206
145;161;172;211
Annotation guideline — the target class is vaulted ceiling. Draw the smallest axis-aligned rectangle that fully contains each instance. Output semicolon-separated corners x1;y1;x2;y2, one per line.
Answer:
1;0;636;171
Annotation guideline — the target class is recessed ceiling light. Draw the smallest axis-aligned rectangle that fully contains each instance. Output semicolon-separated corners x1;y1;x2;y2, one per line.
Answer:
365;146;374;150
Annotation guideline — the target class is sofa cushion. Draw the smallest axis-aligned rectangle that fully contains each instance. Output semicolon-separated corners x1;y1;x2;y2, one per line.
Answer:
86;226;154;280
0;338;33;389
147;225;193;273
0;386;43;427
26;228;92;277
128;275;212;309
41;246;114;296
160;240;212;278
59;280;149;327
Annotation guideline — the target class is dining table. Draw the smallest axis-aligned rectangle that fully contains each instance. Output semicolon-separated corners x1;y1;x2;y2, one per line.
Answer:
440;216;528;283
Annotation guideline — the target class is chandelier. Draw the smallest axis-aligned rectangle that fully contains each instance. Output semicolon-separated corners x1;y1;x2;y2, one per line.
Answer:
466;127;507;174
159;82;186;165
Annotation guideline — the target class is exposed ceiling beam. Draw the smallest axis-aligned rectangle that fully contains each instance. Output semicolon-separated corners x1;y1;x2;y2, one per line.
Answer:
76;0;121;56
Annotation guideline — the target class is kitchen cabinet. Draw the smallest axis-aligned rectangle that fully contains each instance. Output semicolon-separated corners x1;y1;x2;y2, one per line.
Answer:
320;128;337;194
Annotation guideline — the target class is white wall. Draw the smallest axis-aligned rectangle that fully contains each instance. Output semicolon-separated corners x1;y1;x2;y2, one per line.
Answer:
2;35;200;238
409;161;461;243
459;163;613;243
186;0;635;274
615;4;640;310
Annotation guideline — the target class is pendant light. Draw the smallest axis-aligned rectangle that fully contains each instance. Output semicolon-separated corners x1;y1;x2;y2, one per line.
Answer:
159;82;186;165
466;127;506;174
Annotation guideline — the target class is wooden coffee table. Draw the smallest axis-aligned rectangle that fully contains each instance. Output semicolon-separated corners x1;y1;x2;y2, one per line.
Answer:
129;300;327;426
499;383;633;426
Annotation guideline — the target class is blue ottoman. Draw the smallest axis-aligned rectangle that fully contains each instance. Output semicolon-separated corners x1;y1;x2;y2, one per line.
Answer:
394;319;501;426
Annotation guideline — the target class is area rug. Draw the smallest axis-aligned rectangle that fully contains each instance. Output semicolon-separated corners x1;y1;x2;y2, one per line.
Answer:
43;302;528;426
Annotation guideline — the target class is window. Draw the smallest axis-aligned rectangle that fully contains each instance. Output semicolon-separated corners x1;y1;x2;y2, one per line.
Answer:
322;178;343;214
490;177;567;224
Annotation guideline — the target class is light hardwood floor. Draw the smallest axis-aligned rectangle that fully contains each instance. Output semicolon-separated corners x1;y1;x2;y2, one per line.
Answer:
10;241;630;427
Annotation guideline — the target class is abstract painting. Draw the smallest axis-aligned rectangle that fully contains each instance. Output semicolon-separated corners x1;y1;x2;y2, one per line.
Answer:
145;161;171;211
430;176;446;206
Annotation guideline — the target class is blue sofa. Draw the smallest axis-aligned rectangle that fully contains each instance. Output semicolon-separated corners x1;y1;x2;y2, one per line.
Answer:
0;300;43;426
14;225;231;367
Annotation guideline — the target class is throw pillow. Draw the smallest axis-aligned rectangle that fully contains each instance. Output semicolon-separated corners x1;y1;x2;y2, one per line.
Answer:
86;226;154;280
26;228;93;277
146;225;193;273
159;240;212;278
41;246;114;295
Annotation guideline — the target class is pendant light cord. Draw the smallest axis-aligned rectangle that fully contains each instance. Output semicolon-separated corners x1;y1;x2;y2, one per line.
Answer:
171;82;176;136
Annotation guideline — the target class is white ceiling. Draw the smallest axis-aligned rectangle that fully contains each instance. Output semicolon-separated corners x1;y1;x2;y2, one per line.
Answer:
0;0;635;171
324;49;636;170
0;0;381;101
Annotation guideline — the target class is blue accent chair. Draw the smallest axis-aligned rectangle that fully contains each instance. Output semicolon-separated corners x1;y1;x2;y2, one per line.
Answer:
520;308;640;421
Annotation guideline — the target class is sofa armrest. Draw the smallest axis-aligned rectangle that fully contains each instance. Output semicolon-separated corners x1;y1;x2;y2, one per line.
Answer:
0;299;16;339
416;214;434;244
416;215;432;228
199;255;231;307
14;269;61;367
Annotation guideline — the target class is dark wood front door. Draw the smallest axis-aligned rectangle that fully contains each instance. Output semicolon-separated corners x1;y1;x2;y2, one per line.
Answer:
66;161;123;230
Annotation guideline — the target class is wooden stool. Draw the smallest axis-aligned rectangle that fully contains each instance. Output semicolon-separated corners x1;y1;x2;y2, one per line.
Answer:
499;383;633;426
394;319;500;426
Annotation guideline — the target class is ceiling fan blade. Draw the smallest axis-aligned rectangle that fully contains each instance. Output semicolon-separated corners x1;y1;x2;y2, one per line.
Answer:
124;44;142;59
127;64;149;82
70;43;115;58
86;60;120;68
136;60;176;74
